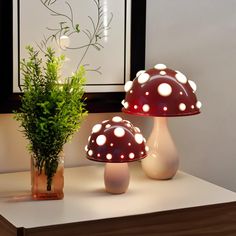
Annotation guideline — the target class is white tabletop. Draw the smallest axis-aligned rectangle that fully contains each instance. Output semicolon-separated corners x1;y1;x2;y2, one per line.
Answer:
0;163;235;228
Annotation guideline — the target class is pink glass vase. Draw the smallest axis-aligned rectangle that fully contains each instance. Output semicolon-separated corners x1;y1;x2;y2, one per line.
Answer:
31;153;64;200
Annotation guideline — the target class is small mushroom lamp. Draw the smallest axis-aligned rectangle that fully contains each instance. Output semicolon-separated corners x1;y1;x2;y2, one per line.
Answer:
122;64;202;180
85;116;147;194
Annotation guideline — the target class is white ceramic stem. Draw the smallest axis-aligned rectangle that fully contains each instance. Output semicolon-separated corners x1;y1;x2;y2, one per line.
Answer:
141;117;179;179
104;163;130;194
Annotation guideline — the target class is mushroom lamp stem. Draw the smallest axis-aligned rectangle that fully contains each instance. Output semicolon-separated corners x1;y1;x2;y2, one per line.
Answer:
104;163;130;194
141;117;179;179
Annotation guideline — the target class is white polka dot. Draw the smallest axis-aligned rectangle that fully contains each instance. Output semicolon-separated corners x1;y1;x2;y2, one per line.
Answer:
102;120;109;124
85;145;88;151
154;64;167;70
92;140;95;143
188;80;197;92
130;90;133;94
138;73;150;84
106;154;112;160
145;92;149;96
105;124;111;129
88;150;93;156
160;71;167;76
128;143;131;146
134;105;138;109
121;100;125;106
179;103;186;111
175;71;187;84
114;127;125;137
129;153;135;159
136;70;145;77
141;151;144;155
196;101;202;109
112;116;123;122
163;107;168;111
92;124;102;133
110;143;114;147
126;123;131;128
180;91;183;95
191;105;195;109
145;146;149;152
135;133;143;144
96;135;106;146
124;102;129;109
88;136;91;142
97;153;101;157
120;155;125;159
59;35;70;49
158;83;172;96
135;127;141;133
142;104;150;112
124;81;133;92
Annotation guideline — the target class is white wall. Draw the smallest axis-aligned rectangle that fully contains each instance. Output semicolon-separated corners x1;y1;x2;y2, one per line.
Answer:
146;0;236;191
0;0;235;192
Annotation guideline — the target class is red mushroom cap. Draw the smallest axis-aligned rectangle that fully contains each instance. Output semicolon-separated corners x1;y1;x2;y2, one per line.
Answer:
122;64;202;117
85;116;148;163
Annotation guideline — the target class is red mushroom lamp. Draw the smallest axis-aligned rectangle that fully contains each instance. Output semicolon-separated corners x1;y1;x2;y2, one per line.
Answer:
85;116;147;194
122;64;202;180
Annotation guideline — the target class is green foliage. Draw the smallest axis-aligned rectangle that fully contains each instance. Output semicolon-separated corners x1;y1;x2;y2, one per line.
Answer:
15;46;87;190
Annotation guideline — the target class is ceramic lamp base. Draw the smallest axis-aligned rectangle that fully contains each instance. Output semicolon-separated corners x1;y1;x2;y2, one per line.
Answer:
141;117;179;180
104;163;130;194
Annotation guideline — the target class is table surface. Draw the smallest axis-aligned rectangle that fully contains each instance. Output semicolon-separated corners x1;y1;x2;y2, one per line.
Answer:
0;163;235;229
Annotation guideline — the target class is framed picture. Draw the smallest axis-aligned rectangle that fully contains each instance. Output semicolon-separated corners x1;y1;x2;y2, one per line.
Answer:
0;0;146;113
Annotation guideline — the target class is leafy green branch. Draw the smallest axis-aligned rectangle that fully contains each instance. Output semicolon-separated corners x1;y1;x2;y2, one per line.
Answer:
39;0;113;74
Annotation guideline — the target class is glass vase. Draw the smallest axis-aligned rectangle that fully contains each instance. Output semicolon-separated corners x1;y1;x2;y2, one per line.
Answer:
31;152;64;200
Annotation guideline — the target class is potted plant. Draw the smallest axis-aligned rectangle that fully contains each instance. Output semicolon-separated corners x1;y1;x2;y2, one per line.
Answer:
15;46;87;200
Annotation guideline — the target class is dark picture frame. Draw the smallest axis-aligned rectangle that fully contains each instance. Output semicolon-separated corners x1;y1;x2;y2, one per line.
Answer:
0;0;146;113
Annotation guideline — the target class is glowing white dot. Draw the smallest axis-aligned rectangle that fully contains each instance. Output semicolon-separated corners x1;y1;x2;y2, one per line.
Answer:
138;73;150;84
145;146;149;152
85;145;88;151
154;63;167;70
158;83;172;96
135;133;143;144
102;120;109;124
175;71;187;84
141;151;144;155
124;81;133;92
130;90;133;94
97;153;101;157
92;140;95;143
160;71;167;76
88;150;93;156
59;35;70;49
188;80;197;92
120;155;125;159
105;124;111;129
92;124;102;133
196;101;202;109
129;153;135;159
96;135;106;146
128;143;131;146
106;154;112;160
191;105;195;109
180;91;183;95
145;92;149;96
112;116;123;122
88;136;91;142
114;127;125;137
121;100;125;106
124;102;129;109
126;123;131;128
134;105;138;109
163;107;168;111
136;70;145;77
179;103;186;111
110;143;114;147
135;127;141;133
142;104;150;112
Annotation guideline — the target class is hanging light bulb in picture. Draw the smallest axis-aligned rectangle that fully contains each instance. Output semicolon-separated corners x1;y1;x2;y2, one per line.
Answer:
59;35;70;50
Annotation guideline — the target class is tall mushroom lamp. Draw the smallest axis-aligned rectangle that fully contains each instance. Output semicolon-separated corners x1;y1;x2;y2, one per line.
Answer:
85;116;147;194
122;64;202;180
